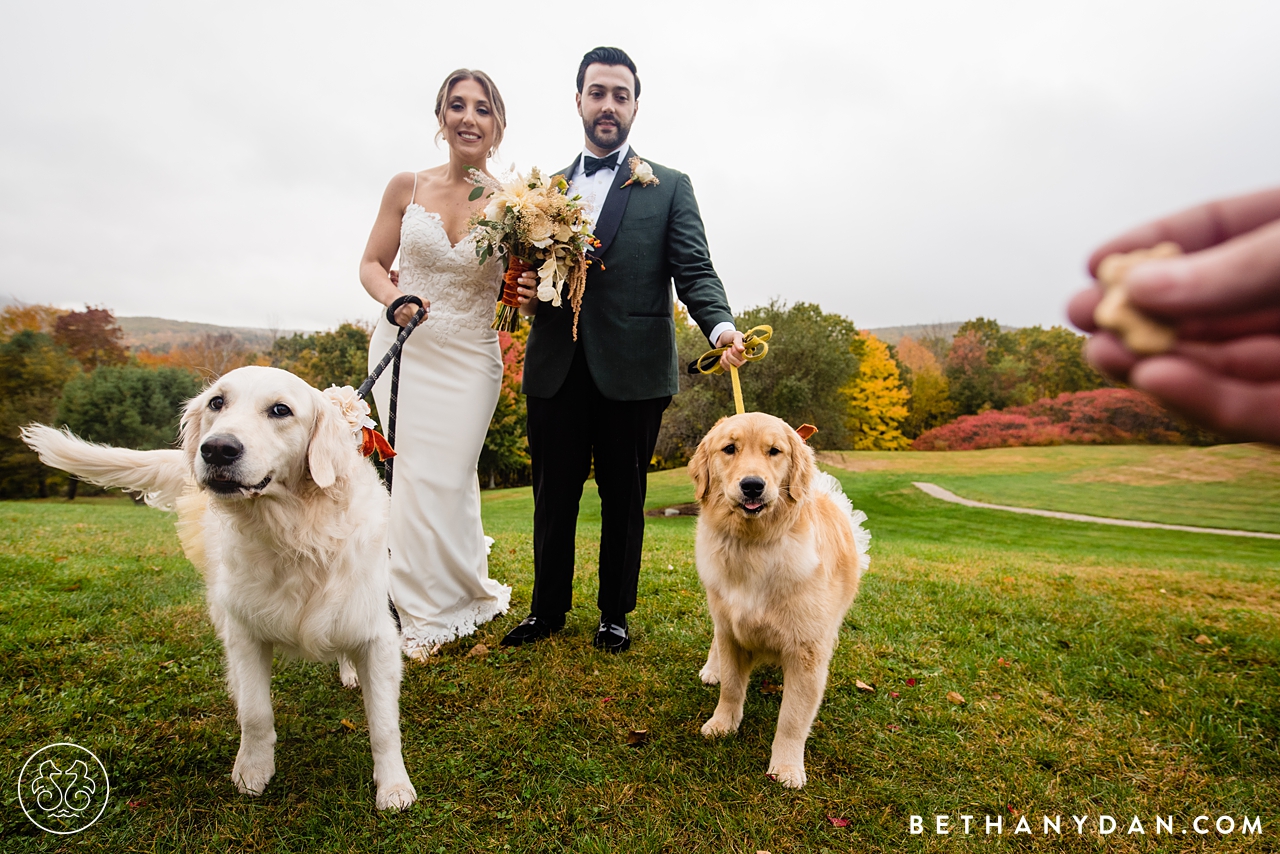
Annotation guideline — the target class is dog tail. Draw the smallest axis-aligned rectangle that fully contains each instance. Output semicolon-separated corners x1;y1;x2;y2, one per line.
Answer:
818;471;871;576
21;423;192;512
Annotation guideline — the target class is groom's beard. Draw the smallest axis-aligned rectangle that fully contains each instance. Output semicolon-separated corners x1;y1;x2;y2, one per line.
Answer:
585;113;632;152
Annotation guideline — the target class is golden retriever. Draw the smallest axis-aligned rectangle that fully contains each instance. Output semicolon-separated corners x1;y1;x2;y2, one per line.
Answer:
689;412;870;788
22;366;416;810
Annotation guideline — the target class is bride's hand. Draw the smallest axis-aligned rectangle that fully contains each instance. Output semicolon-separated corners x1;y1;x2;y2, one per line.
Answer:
392;296;429;327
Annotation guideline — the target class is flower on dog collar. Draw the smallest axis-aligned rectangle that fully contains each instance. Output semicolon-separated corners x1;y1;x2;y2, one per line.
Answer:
323;385;375;435
621;157;659;188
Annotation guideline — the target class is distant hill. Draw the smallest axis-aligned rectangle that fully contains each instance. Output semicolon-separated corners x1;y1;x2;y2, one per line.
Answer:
116;316;314;353
114;314;1008;354
865;321;1018;346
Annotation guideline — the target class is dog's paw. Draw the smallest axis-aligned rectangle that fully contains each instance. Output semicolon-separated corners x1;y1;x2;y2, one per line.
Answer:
700;714;739;738
698;663;720;685
767;762;807;789
338;657;359;689
231;754;275;796
376;779;418;811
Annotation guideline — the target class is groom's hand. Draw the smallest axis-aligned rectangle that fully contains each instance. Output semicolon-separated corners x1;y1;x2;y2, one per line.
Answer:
516;270;538;316
717;330;746;371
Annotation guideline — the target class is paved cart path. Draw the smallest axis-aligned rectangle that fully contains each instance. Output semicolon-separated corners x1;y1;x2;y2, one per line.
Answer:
912;482;1280;540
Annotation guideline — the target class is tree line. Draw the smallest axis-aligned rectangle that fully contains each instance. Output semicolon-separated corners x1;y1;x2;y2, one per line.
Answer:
0;298;1208;499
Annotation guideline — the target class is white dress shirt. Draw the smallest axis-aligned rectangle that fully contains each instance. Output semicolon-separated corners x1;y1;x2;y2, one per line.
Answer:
570;143;735;348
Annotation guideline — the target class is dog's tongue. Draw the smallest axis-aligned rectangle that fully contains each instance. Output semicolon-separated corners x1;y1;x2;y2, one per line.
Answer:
744;500;764;511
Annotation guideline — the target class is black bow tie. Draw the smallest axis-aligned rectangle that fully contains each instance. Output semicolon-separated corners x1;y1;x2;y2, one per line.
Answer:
582;152;620;177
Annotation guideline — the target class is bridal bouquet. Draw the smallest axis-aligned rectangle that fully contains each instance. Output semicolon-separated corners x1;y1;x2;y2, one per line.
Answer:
467;167;598;338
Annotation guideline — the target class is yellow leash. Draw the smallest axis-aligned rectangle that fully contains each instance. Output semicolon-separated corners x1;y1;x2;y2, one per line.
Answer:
688;325;772;415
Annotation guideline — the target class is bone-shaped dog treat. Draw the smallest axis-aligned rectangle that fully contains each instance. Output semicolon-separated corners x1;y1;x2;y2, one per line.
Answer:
1093;241;1182;355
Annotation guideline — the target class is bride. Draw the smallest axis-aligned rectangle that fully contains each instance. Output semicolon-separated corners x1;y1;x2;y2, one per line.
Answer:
358;69;511;660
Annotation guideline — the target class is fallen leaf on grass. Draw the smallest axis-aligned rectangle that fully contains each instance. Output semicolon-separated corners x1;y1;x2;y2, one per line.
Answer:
759;679;783;695
1001;576;1013;583
602;696;614;704
1194;634;1212;646
889;692;900;699
626;729;649;747
467;643;489;658
997;657;1012;667
1007;806;1022;817
54;556;68;563
827;816;850;827
905;678;918;687
990;693;1003;701
340;718;358;732
886;724;902;732
855;680;875;693
158;660;176;669
128;799;144;810
946;691;966;706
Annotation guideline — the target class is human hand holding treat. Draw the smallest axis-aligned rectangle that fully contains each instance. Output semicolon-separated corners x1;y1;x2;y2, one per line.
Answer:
1067;186;1280;443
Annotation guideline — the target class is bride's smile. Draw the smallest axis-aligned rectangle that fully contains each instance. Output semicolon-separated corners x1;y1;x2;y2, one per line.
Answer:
442;79;495;160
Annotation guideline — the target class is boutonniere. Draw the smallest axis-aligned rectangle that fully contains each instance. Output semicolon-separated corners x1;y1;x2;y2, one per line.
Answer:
621;157;660;188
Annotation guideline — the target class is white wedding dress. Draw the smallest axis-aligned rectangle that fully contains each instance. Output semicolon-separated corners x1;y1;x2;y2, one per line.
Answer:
367;182;511;656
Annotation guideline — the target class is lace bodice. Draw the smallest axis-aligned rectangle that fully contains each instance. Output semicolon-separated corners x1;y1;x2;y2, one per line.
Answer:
397;204;501;342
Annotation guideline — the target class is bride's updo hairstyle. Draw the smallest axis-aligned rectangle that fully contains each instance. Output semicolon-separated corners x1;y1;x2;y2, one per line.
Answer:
434;69;507;156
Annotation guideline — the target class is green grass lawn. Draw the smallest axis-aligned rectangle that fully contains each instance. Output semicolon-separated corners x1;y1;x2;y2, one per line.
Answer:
2;447;1278;852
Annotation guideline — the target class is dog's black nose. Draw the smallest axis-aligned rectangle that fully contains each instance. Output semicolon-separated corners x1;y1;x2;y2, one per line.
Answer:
201;435;244;467
739;476;765;499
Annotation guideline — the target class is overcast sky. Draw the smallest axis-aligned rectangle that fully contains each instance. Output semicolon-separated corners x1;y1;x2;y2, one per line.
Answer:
3;1;1279;334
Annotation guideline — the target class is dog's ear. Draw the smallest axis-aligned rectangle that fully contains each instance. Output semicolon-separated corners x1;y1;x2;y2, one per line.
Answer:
689;435;711;501
783;425;815;504
307;392;353;490
179;387;210;469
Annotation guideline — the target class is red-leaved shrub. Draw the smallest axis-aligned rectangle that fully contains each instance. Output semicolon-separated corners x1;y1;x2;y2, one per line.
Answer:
912;388;1214;451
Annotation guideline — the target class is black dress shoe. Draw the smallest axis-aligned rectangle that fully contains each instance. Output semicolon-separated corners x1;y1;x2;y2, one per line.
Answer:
500;613;565;647
593;615;630;653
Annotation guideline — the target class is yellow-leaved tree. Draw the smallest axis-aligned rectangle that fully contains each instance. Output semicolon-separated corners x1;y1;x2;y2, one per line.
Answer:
897;335;956;439
844;331;911;450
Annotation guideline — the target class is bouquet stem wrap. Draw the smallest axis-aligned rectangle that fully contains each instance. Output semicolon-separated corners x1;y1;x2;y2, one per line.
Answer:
493;256;530;333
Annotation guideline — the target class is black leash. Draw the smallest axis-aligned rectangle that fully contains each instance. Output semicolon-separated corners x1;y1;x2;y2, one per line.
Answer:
357;294;426;495
357;293;425;637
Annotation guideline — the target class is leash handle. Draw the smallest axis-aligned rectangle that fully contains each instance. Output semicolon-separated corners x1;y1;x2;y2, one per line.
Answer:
687;325;772;376
688;325;772;416
355;295;426;494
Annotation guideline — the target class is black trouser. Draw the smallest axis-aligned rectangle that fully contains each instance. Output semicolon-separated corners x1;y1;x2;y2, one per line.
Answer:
525;345;670;620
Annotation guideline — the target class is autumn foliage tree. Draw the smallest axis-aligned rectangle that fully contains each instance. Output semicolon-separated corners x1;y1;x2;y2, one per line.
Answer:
270;323;372;391
945;318;1105;415
0;331;78;497
138;333;267;378
480;330;531;488
52;306;128;370
843;332;911;449
896;335;955;439
0;302;66;338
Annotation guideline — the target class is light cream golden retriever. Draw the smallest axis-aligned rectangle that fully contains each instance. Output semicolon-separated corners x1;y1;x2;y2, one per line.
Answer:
689;412;870;789
22;366;416;810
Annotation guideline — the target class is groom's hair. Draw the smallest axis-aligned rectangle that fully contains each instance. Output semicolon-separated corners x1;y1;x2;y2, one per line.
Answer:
577;47;641;99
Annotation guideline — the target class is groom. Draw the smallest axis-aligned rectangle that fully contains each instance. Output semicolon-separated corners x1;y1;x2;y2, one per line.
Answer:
502;46;746;653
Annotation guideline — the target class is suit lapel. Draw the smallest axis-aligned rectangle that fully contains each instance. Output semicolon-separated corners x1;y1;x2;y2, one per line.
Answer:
589;149;636;259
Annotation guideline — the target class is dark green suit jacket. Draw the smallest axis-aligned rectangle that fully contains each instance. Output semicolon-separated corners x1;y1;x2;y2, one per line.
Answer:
521;151;734;401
